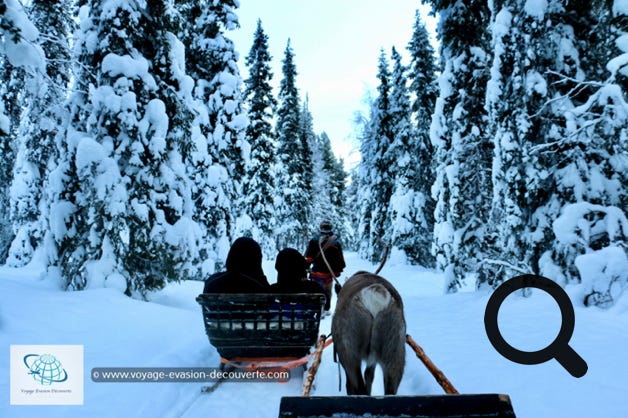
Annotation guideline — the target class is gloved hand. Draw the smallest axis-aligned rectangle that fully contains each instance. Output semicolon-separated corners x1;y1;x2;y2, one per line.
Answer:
334;283;342;295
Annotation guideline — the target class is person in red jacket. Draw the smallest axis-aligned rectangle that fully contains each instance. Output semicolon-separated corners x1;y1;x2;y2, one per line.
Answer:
304;220;346;315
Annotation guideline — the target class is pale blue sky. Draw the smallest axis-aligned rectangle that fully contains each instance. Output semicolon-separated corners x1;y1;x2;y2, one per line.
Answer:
229;0;438;169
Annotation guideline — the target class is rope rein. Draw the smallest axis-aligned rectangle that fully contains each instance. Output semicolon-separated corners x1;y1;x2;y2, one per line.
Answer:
317;237;343;292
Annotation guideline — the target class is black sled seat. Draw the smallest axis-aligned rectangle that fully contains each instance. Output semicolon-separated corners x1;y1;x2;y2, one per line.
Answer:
196;293;326;359
279;394;516;417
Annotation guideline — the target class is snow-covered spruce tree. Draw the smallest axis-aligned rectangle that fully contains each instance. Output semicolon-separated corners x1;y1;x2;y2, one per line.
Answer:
387;46;434;266
203;0;248;227
355;104;376;258
58;0;148;293
127;0;201;285
385;46;414;256
486;1;595;289
408;9;438;131
516;1;585;287
310;131;347;241
309;132;327;237
241;19;277;253
568;0;625;92
363;49;395;262
7;0;72;267
322;132;348;239
330;156;348;236
425;0;492;291
344;166;360;250
298;97;315;237
484;1;544;287
275;40;307;248
0;0;44;263
0;58;22;263
406;9;437;267
610;0;628;93
177;0;245;272
537;0;628;306
57;0;199;296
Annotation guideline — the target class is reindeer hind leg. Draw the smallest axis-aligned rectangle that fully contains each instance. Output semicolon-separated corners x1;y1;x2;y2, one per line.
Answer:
381;342;405;395
383;367;403;395
344;362;367;395
364;362;376;396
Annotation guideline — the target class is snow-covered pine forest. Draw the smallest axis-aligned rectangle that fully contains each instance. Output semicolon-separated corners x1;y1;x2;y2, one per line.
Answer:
0;0;347;298
1;0;627;308
352;0;628;306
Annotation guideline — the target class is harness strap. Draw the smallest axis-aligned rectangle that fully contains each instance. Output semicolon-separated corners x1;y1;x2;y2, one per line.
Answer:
220;339;334;373
220;356;310;372
310;235;337;264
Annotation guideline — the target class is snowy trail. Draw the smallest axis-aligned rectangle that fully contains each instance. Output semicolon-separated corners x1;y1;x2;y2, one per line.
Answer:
2;253;628;417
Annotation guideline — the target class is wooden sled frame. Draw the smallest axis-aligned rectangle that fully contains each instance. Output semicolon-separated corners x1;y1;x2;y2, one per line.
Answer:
196;293;326;361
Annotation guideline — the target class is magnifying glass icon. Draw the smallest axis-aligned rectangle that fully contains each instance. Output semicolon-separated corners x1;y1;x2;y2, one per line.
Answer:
484;274;588;378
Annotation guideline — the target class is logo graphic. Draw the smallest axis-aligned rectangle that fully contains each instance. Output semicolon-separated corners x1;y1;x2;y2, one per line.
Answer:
10;345;84;405
23;353;69;385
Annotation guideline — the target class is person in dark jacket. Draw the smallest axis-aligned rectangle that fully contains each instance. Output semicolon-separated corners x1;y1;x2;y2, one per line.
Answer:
304;220;346;313
270;248;328;301
203;237;270;293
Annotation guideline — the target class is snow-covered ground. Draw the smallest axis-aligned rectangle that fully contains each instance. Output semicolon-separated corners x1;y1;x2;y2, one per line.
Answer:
2;251;628;417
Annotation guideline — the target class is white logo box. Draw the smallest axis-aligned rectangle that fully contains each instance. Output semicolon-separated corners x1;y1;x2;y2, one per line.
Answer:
10;345;84;405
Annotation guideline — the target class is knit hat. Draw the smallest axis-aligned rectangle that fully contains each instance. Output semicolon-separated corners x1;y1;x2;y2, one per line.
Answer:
319;219;333;233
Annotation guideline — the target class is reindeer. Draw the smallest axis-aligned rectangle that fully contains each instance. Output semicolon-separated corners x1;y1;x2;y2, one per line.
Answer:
331;271;406;395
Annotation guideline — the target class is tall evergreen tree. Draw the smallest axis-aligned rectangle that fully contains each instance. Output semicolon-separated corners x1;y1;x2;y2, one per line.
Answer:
298;97;315;234
275;39;306;248
408;9;438;127
515;1;583;288
0;59;22;263
406;9;437;266
322;132;348;236
59;0;150;293
355;103;376;258
204;0;248;205
7;0;72;267
310;131;347;240
425;0;492;291
344;166;360;250
367;49;395;261
534;0;628;306
178;0;245;271
0;0;44;263
55;0;201;296
387;46;433;266
484;1;541;287
479;0;627;301
127;0;201;284
241;19;277;253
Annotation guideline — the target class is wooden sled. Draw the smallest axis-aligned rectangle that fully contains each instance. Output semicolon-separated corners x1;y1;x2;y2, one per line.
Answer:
196;293;326;371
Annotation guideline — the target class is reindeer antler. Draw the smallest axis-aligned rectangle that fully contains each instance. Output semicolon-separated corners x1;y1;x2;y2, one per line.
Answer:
374;239;390;275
